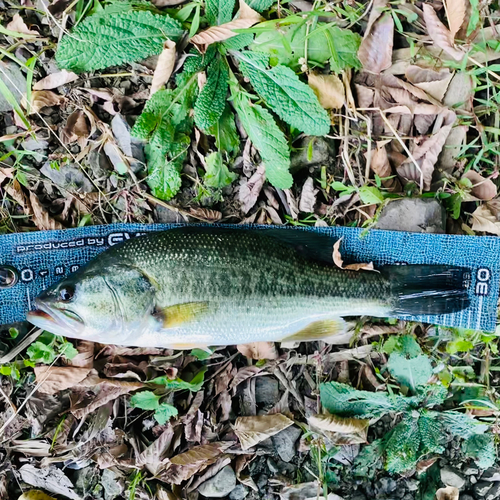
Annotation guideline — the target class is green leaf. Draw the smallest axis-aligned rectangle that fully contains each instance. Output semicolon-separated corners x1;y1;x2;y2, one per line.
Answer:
247;0;274;12
359;185;384;204
130;391;160;410
418;410;445;456
387;353;433;392
446;339;474;354
207;104;240;156
194;57;229;130
206;0;235;25
204;152;237;188
154;402;179;425
191;348;213;360
463;433;496;469
0;365;12;376
9;327;19;339
440;411;489;439
385;415;420;473
60;342;78;360
56;8;184;73
27;341;57;364
183;46;218;73
352;439;384;478
231;86;292;189
150;367;207;392
238;51;330;135
251;23;361;71
466;0;480;36
222;33;254;50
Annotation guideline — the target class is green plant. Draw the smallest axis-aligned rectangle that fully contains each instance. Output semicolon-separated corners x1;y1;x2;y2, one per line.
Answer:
26;332;78;364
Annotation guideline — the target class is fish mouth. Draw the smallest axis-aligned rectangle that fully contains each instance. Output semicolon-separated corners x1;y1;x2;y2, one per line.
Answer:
27;299;83;336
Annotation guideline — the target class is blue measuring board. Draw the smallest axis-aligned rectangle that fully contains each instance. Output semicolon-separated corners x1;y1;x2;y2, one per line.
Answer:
0;224;499;331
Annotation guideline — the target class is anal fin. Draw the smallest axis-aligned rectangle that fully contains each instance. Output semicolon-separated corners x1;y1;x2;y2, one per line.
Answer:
281;317;350;344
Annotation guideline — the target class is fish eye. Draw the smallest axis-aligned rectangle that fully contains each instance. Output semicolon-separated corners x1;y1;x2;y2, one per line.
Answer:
59;286;75;302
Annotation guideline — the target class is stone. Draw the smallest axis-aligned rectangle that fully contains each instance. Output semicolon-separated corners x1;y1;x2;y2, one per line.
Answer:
473;481;493;497
290;136;336;172
375;477;397;495
481;467;500;482
40;161;95;193
255;376;280;406
471;476;477;484
101;469;123;500
110;114;145;174
461;496;474;500
464;466;479;476
22;139;49;151
485;483;500;500
405;479;419;492
229;485;249;500
440;467;465;489
198;466;237;498
271;425;302;462
376;198;446;233
350;494;366;500
0;61;27;112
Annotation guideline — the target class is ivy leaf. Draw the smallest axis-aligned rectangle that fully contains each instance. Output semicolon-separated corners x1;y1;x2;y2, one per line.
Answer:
231;87;292;189
387;353;433;392
194;57;229;130
130;391;161;410
204;152;237;188
237;51;330;135
56;9;184;73
206;0;235;25
27;341;57;364
154;402;179;425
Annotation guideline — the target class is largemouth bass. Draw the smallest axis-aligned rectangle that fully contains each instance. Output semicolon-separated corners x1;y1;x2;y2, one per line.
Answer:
27;227;470;348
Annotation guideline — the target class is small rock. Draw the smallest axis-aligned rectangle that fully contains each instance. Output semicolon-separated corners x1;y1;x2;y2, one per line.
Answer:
22;139;49;151
290;136;336;172
461;495;474;500
350;494;366;500
473;481;492;497
110;114;145;174
101;469;123;500
271;425;302;462
485;483;500;500
229;485;249;500
471;476;477;484
5;125;17;135
40;161;95;193
255;376;279;406
376;477;397;495
441;467;465;489
405;479;419;492
464;466;480;476
375;198;446;233
256;474;268;492
0;62;27;112
481;467;500;482
198;466;237;498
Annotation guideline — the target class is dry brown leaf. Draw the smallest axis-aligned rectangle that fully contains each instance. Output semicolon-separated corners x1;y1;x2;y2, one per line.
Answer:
66;341;94;368
234;414;294;450
308;413;369;434
239;164;266;214
237;342;277;360
189;206;222;221
471;204;500;235
358;0;394;74
463;170;497;200
61;110;90;147
436;486;459;500
299;177;318;213
29;192;65;230
18;490;57;500
444;0;466;39
332;239;375;272
230;366;264;391
34;366;92;395
7;14;39;35
405;66;453;102
33;70;79;90
191;0;263;51
368;141;401;191
422;4;465;61
150;40;177;97
151;0;186;5
308;74;344;109
28;90;65;115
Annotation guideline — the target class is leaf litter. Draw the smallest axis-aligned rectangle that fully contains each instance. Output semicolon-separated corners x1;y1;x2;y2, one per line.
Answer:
0;0;500;497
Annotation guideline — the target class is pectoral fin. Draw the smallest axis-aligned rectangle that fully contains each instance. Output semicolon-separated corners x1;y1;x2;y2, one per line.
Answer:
154;302;210;328
281;317;349;344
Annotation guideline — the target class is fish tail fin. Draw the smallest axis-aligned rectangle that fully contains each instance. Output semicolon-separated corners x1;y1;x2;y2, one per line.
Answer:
380;265;471;316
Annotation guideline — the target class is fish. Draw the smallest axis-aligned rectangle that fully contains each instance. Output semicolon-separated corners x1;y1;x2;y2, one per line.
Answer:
27;227;471;349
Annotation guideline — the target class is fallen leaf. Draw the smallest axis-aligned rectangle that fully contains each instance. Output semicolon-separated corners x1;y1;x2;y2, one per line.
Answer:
66;341;94;368
308;74;344;109
191;0;263;51
33;70;79;90
61;110;90;148
444;0;466;39
150;40;177;97
234;414;294;450
230;366;264;391
279;481;341;500
299;177;318;213
239;164;266;214
332;239;375;272
422;4;465;61
34;366;92;395
471;204;500;235
28;90;65;114
368;141;401;191
436;486;459;500
29;192;65;230
358;0;394;74
308;413;369;434
405;66;453;102
189;207;222;221
237;342;278;360
138;425;175;475
463;170;497;200
19;465;80;500
151;0;186;5
235;455;258;491
6;14;39;36
18;490;57;500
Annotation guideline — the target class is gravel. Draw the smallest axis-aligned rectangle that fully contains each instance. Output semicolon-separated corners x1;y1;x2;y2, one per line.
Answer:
440;466;465;489
198;466;237;498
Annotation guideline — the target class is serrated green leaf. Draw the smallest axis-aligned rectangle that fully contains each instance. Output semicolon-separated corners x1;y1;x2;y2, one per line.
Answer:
56;9;184;73
207;105;240;157
385;415;420;473
352;439;384;478
183;45;218;73
232;88;292;189
440;411;489;439
222;33;254;50
251;23;361;71
154;402;179;424
204;152;237;188
418;410;445;456
238;51;330;135
130;391;160;410
206;0;235;25
194;57;229;130
387;353;433;392
247;0;274;12
463;433;496;469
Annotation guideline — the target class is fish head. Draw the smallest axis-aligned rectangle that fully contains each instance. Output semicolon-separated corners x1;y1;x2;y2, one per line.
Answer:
27;265;158;342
